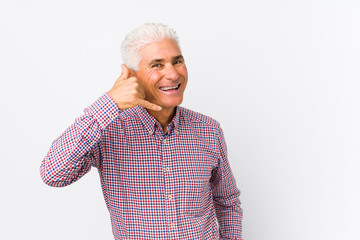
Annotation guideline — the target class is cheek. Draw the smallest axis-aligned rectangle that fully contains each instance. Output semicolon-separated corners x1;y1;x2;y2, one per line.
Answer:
137;70;157;89
179;66;188;79
147;71;162;85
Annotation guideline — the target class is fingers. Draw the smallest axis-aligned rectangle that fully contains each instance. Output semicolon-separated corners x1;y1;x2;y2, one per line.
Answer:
136;99;162;111
113;65;162;111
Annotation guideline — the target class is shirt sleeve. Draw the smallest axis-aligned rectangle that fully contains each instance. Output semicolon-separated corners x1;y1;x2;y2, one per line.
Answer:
211;126;244;240
40;92;120;187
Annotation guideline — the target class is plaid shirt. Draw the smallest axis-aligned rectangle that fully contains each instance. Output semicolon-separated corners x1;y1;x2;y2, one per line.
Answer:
40;93;243;240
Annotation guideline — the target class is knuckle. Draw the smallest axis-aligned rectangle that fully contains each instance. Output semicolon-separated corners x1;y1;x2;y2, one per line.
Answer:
128;95;137;102
133;82;140;89
143;101;151;107
131;90;139;97
129;77;137;82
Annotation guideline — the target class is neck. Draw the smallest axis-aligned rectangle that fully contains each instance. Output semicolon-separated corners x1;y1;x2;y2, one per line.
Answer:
147;107;176;134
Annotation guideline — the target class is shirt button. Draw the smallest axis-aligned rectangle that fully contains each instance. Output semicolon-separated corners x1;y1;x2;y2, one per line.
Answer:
175;130;179;135
109;113;115;120
170;223;176;229
167;195;172;200
165;167;171;172
163;139;167;144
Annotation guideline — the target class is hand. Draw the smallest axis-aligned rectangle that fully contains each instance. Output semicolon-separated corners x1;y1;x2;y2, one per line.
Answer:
108;64;162;111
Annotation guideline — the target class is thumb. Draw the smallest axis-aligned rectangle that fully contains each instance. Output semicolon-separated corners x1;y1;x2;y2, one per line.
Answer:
121;64;131;79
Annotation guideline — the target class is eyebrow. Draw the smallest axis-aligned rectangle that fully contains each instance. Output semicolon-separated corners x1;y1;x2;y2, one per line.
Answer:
148;55;184;66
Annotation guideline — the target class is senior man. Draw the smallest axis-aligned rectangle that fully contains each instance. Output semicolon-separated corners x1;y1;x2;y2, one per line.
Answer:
40;23;243;240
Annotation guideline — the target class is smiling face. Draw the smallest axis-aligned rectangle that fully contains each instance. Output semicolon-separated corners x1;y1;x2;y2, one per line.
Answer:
134;38;188;112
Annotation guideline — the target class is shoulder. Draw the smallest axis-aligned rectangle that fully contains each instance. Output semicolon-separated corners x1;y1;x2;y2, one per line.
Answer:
179;106;220;130
118;107;139;120
103;106;141;132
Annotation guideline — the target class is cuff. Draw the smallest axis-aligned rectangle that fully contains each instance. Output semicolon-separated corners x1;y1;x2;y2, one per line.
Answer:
85;92;120;129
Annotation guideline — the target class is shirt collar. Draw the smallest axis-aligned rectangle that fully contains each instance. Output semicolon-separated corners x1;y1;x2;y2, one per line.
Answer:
135;106;181;135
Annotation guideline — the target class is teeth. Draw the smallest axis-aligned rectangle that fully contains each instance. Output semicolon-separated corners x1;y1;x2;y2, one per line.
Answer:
160;84;180;91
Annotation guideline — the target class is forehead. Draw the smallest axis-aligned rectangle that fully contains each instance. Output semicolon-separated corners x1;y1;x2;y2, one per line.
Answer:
139;38;182;63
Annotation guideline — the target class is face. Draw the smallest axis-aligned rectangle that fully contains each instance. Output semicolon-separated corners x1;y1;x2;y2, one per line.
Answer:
134;38;188;112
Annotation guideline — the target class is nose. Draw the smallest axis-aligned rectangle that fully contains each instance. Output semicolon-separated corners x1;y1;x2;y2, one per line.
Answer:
164;63;179;80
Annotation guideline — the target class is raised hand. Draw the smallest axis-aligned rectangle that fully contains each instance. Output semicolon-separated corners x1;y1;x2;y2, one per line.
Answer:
108;64;162;111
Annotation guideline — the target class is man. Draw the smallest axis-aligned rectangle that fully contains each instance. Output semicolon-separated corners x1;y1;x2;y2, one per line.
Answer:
40;23;243;240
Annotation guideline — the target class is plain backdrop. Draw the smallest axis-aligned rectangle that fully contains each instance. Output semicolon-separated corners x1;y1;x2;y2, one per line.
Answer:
1;0;359;239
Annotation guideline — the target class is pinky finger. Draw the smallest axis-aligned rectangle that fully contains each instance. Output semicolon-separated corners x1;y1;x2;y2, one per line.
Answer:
137;99;162;111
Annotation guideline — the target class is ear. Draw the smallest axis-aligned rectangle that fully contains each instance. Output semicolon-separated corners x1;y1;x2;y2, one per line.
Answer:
121;64;136;78
128;68;136;77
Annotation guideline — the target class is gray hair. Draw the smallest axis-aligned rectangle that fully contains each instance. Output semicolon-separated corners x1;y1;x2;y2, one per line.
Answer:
121;23;180;71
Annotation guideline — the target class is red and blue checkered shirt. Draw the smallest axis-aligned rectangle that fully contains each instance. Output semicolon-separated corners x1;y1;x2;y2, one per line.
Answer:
40;93;243;240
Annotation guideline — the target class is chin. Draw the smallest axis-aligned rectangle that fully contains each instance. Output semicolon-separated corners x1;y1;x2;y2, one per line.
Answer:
160;98;183;109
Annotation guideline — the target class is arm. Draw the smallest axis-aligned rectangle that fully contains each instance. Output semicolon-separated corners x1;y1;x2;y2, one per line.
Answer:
211;127;244;240
40;65;161;187
40;93;119;187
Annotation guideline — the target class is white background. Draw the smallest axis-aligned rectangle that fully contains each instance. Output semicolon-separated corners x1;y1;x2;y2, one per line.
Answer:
1;0;359;239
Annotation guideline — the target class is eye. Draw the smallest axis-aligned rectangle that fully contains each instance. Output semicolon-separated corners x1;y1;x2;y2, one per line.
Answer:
173;59;183;65
152;63;163;68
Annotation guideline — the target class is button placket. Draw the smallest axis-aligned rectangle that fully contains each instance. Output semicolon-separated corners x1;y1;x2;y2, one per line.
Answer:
161;136;178;236
109;113;116;120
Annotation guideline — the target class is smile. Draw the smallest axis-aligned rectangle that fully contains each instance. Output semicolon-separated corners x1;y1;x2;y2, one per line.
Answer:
159;84;181;91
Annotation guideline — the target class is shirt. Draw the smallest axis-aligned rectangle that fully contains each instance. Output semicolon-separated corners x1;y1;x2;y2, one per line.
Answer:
40;93;243;240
